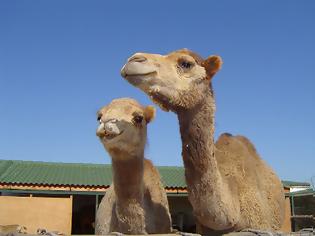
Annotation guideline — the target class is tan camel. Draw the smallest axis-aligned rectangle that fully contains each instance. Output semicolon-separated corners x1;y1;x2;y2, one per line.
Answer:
95;98;172;235
121;49;285;234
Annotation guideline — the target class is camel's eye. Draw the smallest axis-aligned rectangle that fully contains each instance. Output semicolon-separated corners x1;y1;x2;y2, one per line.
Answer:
178;59;194;70
97;114;102;123
133;115;143;124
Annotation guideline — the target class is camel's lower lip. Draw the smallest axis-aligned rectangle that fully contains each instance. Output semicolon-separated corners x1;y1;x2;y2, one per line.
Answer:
103;131;124;141
124;72;155;78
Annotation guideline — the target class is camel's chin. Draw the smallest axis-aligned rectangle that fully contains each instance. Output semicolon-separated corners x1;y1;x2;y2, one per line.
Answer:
150;98;170;112
124;75;147;87
124;74;157;90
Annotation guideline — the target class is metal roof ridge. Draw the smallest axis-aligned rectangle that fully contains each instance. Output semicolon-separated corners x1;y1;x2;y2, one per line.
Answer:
0;159;185;169
157;165;184;169
281;180;311;187
0;159;111;167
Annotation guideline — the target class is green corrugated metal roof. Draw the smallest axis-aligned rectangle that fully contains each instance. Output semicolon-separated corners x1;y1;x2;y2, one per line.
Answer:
0;160;13;175
0;160;111;187
282;180;310;188
0;159;307;189
0;159;185;188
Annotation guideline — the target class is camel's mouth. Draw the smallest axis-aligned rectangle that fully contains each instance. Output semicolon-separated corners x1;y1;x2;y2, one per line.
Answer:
102;130;124;141
123;72;157;86
96;119;125;142
124;71;156;77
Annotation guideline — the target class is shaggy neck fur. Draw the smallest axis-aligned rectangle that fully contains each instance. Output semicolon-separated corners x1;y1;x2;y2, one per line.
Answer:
111;150;146;234
177;88;239;230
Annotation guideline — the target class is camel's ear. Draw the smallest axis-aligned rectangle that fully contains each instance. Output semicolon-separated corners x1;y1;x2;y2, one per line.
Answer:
203;55;223;80
144;105;156;123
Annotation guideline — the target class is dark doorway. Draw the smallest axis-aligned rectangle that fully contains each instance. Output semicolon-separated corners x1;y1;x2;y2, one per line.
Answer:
72;195;96;234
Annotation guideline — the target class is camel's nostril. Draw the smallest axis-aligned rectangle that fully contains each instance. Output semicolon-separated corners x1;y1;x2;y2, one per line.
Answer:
128;55;147;63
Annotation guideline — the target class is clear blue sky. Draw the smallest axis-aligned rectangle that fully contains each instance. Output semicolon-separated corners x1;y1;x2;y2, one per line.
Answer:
0;1;314;183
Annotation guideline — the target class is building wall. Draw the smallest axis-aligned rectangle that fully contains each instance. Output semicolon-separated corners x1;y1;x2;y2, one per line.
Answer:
281;195;292;232
0;195;72;235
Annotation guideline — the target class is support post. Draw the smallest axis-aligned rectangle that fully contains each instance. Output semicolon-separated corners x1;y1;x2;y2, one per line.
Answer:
290;195;296;232
94;194;99;234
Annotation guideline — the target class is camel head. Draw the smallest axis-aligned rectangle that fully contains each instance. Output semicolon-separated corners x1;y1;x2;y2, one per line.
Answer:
121;49;222;112
96;98;155;158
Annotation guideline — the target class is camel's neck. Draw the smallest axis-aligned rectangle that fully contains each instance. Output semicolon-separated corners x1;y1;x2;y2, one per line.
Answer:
177;90;240;230
178;90;220;184
111;153;144;203
111;152;146;234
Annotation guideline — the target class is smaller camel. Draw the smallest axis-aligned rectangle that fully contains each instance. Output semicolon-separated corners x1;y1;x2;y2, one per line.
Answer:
95;98;172;235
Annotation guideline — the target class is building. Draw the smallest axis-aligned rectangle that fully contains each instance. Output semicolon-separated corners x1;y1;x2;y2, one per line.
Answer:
0;159;311;234
289;188;315;231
